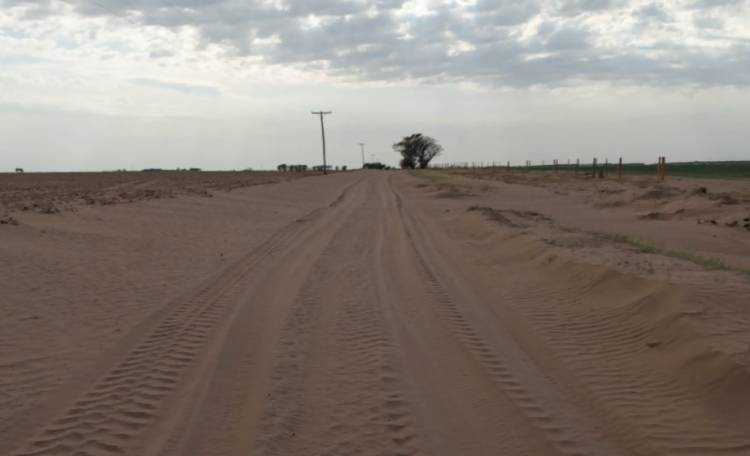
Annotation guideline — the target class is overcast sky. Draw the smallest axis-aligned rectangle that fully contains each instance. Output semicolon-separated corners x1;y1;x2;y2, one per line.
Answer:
1;0;749;171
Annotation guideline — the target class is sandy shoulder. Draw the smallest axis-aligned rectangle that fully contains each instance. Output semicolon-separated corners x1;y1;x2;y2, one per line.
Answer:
0;172;359;444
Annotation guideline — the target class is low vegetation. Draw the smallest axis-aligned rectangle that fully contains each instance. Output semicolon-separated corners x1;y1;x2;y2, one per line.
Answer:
363;162;390;170
511;161;750;179
591;232;750;275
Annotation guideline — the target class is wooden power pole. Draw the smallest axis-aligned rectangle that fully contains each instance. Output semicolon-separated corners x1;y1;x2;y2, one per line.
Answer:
311;111;332;174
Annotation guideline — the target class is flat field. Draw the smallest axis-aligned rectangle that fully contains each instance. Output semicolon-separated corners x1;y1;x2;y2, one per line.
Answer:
1;169;750;455
0;170;318;219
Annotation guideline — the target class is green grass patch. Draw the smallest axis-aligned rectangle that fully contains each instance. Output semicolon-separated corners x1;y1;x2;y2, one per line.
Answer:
509;161;750;179
594;232;749;274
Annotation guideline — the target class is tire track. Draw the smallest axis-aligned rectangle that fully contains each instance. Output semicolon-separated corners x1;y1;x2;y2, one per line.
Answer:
253;181;421;456
10;177;365;456
399;171;750;455
252;276;325;455
389;178;627;456
251;200;359;456
315;286;420;456
150;176;372;456
499;270;750;455
464;208;750;455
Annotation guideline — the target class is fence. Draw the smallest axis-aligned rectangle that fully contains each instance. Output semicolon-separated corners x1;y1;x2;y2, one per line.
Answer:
430;157;681;180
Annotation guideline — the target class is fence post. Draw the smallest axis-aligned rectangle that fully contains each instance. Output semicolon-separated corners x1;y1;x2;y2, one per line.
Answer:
658;156;666;181
657;157;661;181
657;157;660;180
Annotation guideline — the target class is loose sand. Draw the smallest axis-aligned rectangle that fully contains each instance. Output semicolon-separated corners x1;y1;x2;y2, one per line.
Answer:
1;170;749;455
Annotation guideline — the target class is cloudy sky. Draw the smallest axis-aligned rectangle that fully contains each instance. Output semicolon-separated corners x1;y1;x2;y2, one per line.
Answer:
1;0;748;171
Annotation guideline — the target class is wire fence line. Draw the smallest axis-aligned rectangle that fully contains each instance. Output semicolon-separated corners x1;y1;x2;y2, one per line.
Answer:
429;159;750;180
430;158;658;180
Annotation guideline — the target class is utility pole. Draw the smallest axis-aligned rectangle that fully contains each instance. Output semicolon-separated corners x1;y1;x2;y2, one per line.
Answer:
359;142;365;168
311;110;332;174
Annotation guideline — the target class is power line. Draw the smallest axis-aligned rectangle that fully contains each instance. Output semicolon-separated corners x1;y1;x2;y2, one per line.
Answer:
311;111;332;175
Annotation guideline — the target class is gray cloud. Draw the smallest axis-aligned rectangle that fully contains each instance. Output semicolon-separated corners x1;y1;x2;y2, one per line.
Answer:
633;3;673;24
129;78;221;96
558;0;624;15
693;14;724;28
689;0;746;9
1;0;748;88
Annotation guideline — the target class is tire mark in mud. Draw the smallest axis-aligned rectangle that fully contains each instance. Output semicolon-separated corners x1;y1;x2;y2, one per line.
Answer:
389;178;626;456
11;178;364;456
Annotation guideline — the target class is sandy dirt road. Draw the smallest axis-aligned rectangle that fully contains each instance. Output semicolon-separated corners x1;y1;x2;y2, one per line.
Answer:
3;171;750;455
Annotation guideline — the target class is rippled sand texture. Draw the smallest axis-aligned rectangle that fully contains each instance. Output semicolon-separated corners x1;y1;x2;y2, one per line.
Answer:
2;169;749;456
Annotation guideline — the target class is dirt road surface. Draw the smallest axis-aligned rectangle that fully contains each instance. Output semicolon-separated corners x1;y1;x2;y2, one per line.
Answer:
2;171;749;455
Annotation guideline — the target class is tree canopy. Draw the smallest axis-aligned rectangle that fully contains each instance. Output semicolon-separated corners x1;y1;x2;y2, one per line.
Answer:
393;134;442;169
